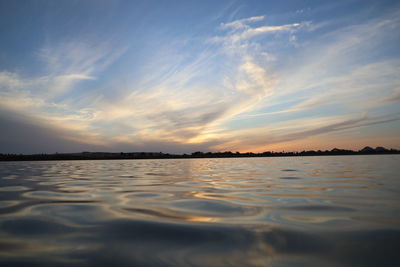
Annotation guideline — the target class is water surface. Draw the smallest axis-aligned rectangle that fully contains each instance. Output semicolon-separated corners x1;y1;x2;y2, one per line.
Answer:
0;155;399;266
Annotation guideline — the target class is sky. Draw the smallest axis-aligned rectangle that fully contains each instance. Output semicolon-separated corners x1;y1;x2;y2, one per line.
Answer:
0;0;399;154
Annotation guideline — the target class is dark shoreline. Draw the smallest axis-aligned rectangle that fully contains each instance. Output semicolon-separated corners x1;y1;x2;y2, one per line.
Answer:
1;146;399;161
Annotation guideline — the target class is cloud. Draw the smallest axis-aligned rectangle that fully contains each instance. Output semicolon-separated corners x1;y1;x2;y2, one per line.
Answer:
0;38;124;102
213;113;400;152
109;53;276;144
235;57;275;96
0;41;129;154
0;107;221;154
219;15;265;30
88;16;295;146
243;10;400;119
56;74;96;81
0;71;94;113
0;108;107;154
0;72;24;90
212;20;303;44
38;40;126;75
2;16;295;148
278;59;400;113
1;7;399;153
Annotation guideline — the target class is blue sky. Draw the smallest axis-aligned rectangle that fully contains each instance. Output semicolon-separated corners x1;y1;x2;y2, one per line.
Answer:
0;0;399;153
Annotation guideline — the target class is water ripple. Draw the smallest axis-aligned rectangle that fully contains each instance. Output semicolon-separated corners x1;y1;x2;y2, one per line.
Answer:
0;155;399;266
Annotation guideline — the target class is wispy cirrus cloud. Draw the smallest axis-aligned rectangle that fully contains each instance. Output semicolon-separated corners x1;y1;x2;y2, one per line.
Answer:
239;10;400;118
209;9;400;151
219;15;265;30
211;19;304;45
213;112;400;152
1;4;399;153
0;37;128;145
86;16;292;145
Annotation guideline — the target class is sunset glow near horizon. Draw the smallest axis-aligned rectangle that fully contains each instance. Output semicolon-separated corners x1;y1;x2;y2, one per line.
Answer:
0;0;399;154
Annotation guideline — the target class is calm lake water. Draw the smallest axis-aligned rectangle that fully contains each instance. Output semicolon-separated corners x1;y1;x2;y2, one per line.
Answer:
0;155;399;266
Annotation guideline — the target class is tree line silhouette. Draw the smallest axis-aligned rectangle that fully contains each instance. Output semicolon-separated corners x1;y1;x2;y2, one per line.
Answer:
0;146;398;161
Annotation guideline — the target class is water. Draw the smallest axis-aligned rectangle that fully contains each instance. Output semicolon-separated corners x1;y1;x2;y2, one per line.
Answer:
0;155;399;266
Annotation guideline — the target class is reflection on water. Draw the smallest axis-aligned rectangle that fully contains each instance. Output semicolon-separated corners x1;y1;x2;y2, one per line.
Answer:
0;155;400;266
